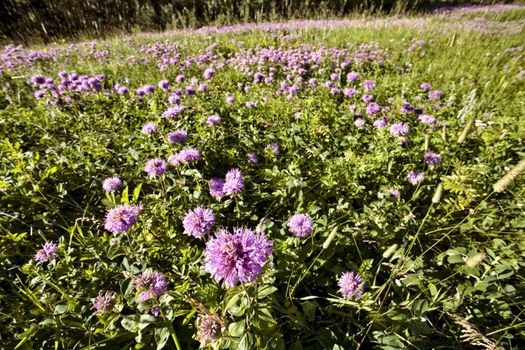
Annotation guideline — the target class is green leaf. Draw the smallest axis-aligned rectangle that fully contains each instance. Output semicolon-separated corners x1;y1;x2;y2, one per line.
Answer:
228;321;245;337
155;327;170;350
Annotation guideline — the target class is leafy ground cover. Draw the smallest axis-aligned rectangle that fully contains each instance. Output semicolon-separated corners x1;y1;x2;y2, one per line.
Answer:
0;4;524;349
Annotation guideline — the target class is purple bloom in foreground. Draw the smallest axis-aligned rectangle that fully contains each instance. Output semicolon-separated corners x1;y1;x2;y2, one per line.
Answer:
287;214;314;237
204;227;273;288
141;122;157;135
102;176;122;193
223;168;244;195
207;115;221;126
183;207;215;239
246;101;255;108
167;130;187;144
162;105;185;118
265;143;279;156
373;116;390;129
344;88;357;98
425;151;442;165
407;171;425;185
209;178;225;199
429;90;442;100
134;268;168;302
390;123;409;136
366;102;381;115
363;80;376;91
92;291;116;315
34;90;45;99
104;204;141;234
197;314;222;345
247;152;259;164
338;271;365;299
203;68;215;79
354;118;366;128
347;71;360;81
34;241;58;263
168;149;201;165
418;114;436;125
420;82;431;91
144;158;168;176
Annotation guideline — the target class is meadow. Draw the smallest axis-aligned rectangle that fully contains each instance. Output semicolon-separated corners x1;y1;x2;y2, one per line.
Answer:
0;4;524;349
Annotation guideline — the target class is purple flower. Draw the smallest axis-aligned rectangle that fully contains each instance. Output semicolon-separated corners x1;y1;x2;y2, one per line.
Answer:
425;151;441;165
354;118;366;128
34;90;45;99
223;168;244;195
158;79;170;91
134;269;168;302
162;105;185;118
196;314;221;345
407;171;425;185
366;102;381;115
118;86;129;94
287;214;314;237
141;122;157;135
420;82;431;91
168;149;201;165
168;93;181;104
104;204;141;234
102;176;122;192
92;291;116;315
373;116;390;129
429;90;442;100
204;227;273;288
344;88;357;98
144;85;155;94
347;72;360;81
265;143;279;156
247;152;259;164
175;74;185;83
185;86;196;95
338;271;364;299
246;101;255;108
198;84;208;92
203;68;215;79
390;123;409;136
387;188;401;200
167;130;187;144
226;94;234;105
144;158;168;176
209;178;225;199
418;114;436;125
207;115;221;126
31;75;46;85
182;207;215;239
362;94;374;103
34;241;58;263
363;80;376;91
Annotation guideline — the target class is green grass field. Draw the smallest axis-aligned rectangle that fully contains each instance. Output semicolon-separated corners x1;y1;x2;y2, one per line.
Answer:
1;5;524;349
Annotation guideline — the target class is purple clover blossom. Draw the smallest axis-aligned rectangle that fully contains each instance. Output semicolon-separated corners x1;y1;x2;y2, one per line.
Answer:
418;114;436;125
209;178;225;199
207;115;221;126
407;171;425;185
362;94;374;103
162;105;185;118
373;116;390;129
141;122;157;135
185;86;196;95
118;86;128;94
265;143;280;156
246;101;255;108
429;90;442;100
420;82;431;91
347;71;360;81
203;68;215;79
168;149;201;165
168;93;181;104
34;241;58;263
167;130;187;144
92;291;116;315
31;75;46;85
183;207;215;239
425;151;442;165
144;158;168;176
363;80;376;91
133;269;168;302
158;79;170;91
223;168;244;195
354;118;366;128
175;74;185;83
198;84;208;93
366;102;381;115
102;176;122;192
34;90;45;99
204;227;273;288
143;85;155;94
104;204;141;234
388;188;401;200
338;271;365;299
196;314;222;345
287;214;314;237
247;152;259;164
226;94;234;105
390;123;409;136
344;88;357;98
